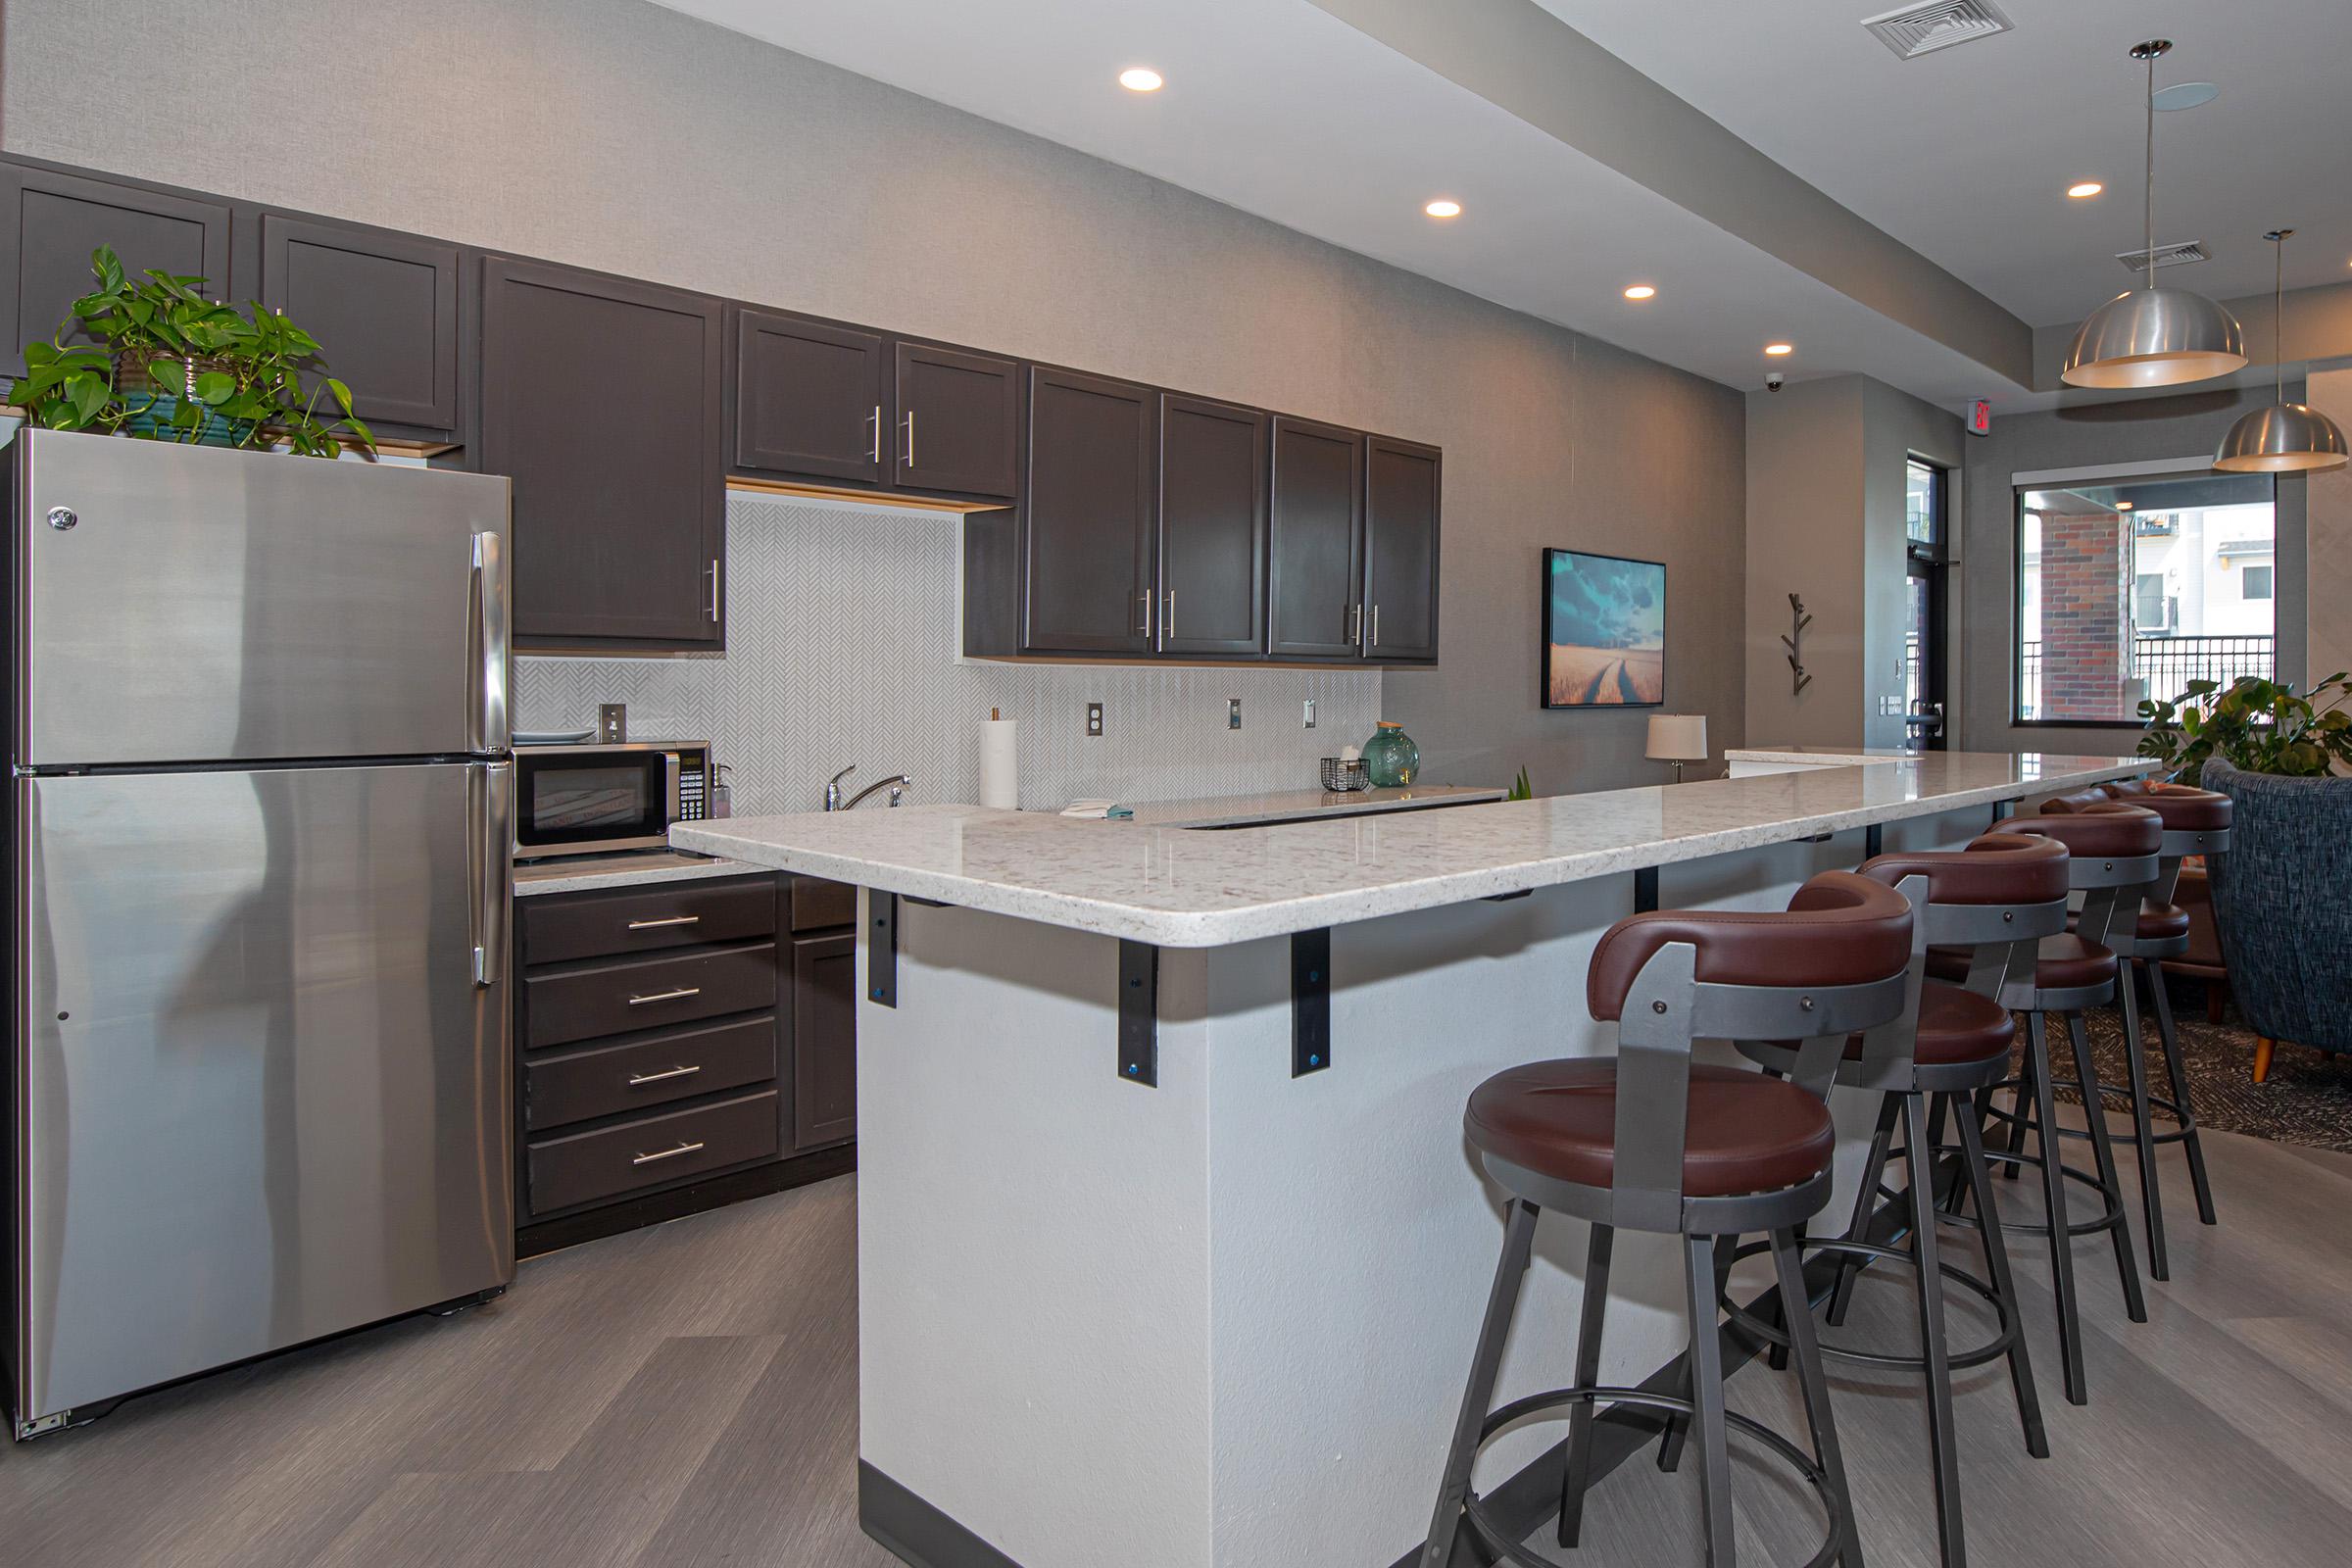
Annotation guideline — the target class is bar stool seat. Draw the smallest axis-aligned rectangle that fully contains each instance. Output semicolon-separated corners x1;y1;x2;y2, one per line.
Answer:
1467;1060;1835;1199
1859;980;2012;1065
1927;931;2116;991
2065;900;2190;944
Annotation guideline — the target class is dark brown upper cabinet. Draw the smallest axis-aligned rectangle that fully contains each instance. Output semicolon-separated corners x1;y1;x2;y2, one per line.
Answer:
0;163;232;379
1021;367;1155;655
895;341;1018;500
732;308;888;486
1157;394;1267;658
1363;435;1442;662
258;214;461;434
1268;416;1366;661
480;257;725;652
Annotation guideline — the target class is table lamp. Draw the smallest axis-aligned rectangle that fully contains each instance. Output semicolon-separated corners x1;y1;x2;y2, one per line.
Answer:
1646;713;1707;783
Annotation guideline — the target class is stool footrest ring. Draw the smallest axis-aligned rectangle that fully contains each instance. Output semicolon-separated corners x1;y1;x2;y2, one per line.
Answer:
1940;1143;2130;1241
1716;1236;2023;1372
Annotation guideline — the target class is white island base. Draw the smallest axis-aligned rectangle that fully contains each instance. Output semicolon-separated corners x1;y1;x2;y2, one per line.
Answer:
853;810;1989;1568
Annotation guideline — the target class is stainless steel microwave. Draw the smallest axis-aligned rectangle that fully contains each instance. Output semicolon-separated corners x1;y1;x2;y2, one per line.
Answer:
513;740;712;860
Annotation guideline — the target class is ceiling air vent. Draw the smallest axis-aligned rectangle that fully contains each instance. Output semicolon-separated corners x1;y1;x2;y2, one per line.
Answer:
1861;1;2015;61
2116;240;2209;272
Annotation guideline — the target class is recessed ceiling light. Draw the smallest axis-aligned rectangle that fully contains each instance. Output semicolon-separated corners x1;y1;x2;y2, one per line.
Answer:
2068;180;2104;199
1764;342;1794;356
1118;67;1163;92
1623;284;1657;301
1424;199;1462;220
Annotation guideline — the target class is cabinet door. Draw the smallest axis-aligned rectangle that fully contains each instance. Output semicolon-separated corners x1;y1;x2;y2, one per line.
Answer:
1268;416;1366;660
480;258;724;651
259;213;461;432
734;308;888;484
1023;367;1154;655
1363;436;1441;662
894;341;1017;499
791;931;858;1151
1157;395;1267;657
0;163;232;379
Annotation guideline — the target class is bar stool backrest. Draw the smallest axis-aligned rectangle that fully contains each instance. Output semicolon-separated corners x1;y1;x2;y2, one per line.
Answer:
1589;870;1913;1229
2092;780;2233;902
2010;803;2163;957
1854;833;2074;1046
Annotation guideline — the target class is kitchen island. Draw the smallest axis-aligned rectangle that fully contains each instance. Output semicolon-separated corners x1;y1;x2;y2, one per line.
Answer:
675;753;2152;1568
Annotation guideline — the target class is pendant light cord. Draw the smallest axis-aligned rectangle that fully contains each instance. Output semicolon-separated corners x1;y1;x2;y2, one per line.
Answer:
2143;47;2157;291
2274;233;2285;403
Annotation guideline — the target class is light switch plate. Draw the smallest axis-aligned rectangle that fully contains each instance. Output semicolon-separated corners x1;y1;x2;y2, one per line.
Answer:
1227;698;1243;730
1303;699;1317;729
1086;701;1103;738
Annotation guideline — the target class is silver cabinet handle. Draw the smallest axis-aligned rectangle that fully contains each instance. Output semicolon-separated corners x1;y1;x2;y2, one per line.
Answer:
708;558;721;622
1163;589;1175;640
632;1140;706;1165
868;404;881;465
626;914;701;930
627;1064;704;1087
1372;604;1380;648
627;986;703;1006
1348;604;1361;644
1138;590;1152;637
902;410;915;467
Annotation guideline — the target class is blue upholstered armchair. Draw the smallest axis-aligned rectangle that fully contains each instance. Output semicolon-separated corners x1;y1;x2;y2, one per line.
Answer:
2203;760;2352;1080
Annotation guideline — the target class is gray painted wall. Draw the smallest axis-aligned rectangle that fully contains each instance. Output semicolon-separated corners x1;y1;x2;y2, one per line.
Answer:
1955;384;2311;754
2308;369;2352;687
1858;377;1965;750
2;0;1746;799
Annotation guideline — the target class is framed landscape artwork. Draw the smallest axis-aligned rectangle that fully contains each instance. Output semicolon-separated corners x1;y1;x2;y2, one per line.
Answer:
1543;549;1665;708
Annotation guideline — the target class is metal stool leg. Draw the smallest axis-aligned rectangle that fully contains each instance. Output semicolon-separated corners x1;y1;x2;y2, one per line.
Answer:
1657;1235;1736;1474
1768;1226;1862;1568
2027;1013;2087;1405
2115;967;2170;1281
1422;1198;1540;1567
1951;1089;2048;1458
1828;1095;1900;1328
2148;961;2218;1226
1557;1221;1616;1548
1683;1233;1739;1568
2063;1010;2147;1323
1901;1093;1966;1568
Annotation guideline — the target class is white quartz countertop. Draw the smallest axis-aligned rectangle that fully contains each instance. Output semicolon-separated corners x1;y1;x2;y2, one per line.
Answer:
1107;783;1504;827
671;751;2154;948
514;850;763;897
1725;746;1915;765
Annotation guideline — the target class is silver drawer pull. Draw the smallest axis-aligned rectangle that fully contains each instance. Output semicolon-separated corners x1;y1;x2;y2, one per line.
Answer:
627;986;703;1006
631;1140;706;1166
626;914;701;930
627;1064;704;1086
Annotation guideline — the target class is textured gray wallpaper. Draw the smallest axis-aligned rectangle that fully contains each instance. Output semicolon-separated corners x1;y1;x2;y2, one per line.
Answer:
514;494;1381;814
4;0;1747;796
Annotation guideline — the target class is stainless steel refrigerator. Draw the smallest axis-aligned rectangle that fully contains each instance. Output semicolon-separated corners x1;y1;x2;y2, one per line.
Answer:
7;429;514;1438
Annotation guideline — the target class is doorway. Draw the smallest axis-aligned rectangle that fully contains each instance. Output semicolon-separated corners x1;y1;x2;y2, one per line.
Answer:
1904;458;1949;751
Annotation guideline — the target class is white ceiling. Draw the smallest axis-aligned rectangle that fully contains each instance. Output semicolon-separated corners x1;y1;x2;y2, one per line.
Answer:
648;0;2348;409
1544;0;2352;327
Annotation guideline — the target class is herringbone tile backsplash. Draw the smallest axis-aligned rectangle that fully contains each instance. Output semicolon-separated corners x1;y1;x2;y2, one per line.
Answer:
513;494;1383;816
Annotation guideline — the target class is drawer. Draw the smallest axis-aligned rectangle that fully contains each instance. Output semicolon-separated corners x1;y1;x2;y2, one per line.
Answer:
789;875;857;932
524;943;778;1050
527;1090;781;1215
524;1014;777;1131
521;875;777;965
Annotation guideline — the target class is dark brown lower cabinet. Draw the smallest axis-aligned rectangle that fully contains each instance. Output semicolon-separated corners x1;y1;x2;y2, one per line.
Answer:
514;872;857;1255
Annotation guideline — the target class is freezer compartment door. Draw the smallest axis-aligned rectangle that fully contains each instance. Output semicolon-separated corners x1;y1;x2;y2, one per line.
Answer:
14;430;511;767
14;762;514;1424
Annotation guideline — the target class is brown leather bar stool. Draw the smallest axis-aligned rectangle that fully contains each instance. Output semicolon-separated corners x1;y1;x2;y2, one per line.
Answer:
1422;871;1914;1568
2049;780;2232;1279
1934;802;2159;1406
1728;834;2067;1568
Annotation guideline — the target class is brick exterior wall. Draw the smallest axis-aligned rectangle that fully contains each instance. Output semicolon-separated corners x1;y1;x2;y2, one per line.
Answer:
2039;514;2130;720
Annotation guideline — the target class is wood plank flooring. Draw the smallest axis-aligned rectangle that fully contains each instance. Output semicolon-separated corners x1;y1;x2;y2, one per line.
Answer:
4;1112;2349;1567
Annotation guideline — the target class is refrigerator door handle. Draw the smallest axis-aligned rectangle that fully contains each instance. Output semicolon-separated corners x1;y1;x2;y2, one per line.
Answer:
470;531;510;755
470;761;512;988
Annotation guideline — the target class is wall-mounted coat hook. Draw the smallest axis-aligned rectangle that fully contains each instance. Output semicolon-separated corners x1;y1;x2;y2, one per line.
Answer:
1781;593;1814;696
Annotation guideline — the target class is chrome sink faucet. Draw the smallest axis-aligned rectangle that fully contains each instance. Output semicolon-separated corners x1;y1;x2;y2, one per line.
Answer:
825;765;913;811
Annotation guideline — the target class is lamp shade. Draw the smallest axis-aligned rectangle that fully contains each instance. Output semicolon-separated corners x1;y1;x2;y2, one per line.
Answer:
2060;286;2247;389
1645;713;1707;762
2213;401;2350;472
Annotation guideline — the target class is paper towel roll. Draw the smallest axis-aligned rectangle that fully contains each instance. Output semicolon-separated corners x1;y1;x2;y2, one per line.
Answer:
979;717;1019;809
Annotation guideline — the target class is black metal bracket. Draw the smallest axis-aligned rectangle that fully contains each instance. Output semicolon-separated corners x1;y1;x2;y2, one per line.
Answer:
1117;940;1158;1086
1634;866;1660;913
1864;823;1883;858
868;894;899;1007
1292;928;1332;1077
1991;798;2017;825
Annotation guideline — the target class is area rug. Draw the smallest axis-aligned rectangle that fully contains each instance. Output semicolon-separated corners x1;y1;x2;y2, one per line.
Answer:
2045;975;2352;1153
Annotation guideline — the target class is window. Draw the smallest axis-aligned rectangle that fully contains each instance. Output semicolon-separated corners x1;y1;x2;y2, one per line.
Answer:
2015;468;2276;724
1905;459;1942;547
1904;458;1950;749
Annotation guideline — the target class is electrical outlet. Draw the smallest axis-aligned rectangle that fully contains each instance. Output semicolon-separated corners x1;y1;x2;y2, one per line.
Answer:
1086;701;1103;738
1302;699;1317;729
1227;698;1243;730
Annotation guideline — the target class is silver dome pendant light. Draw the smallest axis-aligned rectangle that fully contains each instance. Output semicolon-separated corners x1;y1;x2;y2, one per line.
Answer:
2061;39;2247;389
2214;229;2349;472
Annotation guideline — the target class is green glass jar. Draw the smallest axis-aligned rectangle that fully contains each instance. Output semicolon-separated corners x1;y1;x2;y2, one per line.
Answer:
1361;720;1420;788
